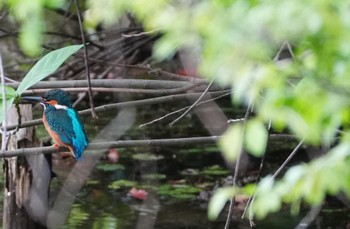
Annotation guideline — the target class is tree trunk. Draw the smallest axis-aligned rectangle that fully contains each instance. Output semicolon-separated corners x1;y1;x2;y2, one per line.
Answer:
3;105;51;229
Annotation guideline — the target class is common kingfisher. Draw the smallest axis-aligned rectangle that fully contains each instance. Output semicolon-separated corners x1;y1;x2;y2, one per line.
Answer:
23;89;88;159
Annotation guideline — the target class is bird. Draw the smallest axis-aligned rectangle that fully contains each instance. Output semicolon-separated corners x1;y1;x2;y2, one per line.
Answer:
23;89;88;159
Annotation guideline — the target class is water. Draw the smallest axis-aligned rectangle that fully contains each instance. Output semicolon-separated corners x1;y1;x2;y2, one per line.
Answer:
2;97;349;228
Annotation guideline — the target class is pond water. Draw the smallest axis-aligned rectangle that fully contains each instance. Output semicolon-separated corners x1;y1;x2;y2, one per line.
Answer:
2;97;350;229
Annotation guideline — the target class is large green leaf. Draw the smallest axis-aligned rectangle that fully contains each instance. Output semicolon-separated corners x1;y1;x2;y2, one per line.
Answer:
16;44;83;95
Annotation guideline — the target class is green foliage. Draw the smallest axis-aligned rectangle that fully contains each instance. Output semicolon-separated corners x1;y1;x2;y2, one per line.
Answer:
5;0;65;56
0;45;82;122
208;187;238;220
83;0;350;221
245;119;268;157
4;0;350;223
16;44;84;94
219;123;243;163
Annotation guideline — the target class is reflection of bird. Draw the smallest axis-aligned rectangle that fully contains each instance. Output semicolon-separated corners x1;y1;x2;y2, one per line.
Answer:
23;89;88;159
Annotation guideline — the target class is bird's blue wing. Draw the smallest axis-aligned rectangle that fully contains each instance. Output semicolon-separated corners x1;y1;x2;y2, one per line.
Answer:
45;108;75;145
45;108;88;159
67;109;88;159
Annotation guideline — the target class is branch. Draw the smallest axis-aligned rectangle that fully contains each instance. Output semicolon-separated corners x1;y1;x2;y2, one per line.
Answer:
7;90;230;131
21;82;205;96
169;79;215;126
0;50;7;151
75;0;98;118
7;79;201;90
0;134;296;158
140;92;231;127
0;136;219;157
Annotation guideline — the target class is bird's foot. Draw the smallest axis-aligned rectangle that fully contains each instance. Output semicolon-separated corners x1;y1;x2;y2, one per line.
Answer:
53;143;60;150
60;152;75;159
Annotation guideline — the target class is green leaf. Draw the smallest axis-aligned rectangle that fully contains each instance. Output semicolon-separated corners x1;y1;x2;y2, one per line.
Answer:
253;176;281;219
219;124;243;163
16;44;84;95
0;86;17;100
0;86;17;123
96;163;125;171
244;119;268;157
208;187;238;220
108;179;137;190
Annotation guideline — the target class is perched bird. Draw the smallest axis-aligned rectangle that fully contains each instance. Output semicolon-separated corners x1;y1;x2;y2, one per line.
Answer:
23;89;88;159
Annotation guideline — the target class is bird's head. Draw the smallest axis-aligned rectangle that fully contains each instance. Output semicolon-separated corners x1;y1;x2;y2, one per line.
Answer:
22;89;72;109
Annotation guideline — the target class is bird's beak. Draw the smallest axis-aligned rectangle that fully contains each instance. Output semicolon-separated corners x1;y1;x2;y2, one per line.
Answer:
21;96;43;103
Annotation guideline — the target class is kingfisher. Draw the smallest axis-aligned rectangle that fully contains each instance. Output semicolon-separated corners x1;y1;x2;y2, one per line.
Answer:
23;89;88;159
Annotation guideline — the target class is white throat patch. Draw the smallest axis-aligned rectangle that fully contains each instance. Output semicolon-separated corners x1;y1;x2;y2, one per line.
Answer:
54;104;68;110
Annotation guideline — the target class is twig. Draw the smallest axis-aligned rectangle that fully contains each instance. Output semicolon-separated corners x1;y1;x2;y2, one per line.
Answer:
0;136;219;158
272;140;304;178
121;29;161;38
241;120;272;225
227;118;245;123
140;92;231;127
169;79;215;126
224;102;253;229
246;139;304;226
0;52;7;151
75;0;98;118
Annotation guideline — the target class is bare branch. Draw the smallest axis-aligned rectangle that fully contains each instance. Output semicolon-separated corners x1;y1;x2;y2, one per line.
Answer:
0;51;7;151
0;136;219;158
7;79;204;90
6;90;230;131
140;92;231;127
169;79;215;126
75;0;98;118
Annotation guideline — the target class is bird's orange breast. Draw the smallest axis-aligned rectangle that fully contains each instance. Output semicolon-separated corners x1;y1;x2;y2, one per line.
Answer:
43;113;74;154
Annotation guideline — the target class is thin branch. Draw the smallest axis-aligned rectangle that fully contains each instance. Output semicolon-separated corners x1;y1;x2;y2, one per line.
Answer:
140;92;231;127
0;52;7;151
272;140;304;179
0;136;219;158
169;79;215;126
75;0;97;118
224;102;253;229
246;140;304;226
121;29;161;38
242;120;271;225
7;90;231;131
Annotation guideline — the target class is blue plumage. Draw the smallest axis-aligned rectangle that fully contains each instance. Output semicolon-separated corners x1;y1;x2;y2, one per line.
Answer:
40;89;88;159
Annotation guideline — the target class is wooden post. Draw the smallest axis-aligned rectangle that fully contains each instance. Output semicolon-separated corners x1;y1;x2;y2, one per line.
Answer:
3;105;51;229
